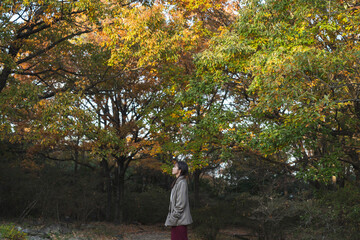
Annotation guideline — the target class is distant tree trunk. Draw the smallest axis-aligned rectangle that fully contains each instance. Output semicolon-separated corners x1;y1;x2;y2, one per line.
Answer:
193;168;201;208
74;147;79;174
347;149;360;185
115;157;125;223
283;175;288;197
101;158;112;221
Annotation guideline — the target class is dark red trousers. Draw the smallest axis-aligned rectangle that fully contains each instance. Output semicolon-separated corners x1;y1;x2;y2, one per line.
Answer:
171;225;188;240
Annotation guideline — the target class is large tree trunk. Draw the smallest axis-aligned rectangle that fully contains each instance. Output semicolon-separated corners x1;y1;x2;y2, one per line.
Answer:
0;39;22;93
193;168;201;209
115;158;125;223
101;158;112;221
0;67;12;93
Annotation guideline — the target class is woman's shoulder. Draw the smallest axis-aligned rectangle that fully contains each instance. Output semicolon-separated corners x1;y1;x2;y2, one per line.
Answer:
177;176;187;181
176;176;188;186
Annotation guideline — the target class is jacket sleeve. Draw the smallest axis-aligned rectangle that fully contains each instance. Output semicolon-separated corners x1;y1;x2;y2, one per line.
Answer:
172;181;187;220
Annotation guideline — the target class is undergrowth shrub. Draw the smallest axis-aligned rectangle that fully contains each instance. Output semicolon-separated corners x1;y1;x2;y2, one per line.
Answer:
192;206;222;240
0;224;27;240
192;193;260;240
124;185;168;224
249;194;302;240
288;184;360;240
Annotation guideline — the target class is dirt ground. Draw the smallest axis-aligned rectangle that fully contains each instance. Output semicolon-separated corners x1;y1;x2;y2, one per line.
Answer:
125;230;256;240
124;231;170;240
120;224;255;240
118;224;170;240
1;220;255;240
118;224;196;240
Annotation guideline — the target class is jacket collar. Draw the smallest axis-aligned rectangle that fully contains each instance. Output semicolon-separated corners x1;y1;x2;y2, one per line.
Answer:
177;175;185;181
175;175;186;184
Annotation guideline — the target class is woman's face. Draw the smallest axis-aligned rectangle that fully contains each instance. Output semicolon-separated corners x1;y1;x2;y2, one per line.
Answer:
172;163;181;176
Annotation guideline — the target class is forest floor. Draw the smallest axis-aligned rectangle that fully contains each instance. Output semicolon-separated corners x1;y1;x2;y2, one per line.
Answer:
1;219;256;240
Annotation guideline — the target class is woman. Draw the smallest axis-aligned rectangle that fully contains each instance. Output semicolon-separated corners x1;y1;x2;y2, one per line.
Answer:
165;161;193;240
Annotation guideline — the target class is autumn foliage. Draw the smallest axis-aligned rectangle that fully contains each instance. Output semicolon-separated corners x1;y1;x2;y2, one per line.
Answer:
1;0;360;238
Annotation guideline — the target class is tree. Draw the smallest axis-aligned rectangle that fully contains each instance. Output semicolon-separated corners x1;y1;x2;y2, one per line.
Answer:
0;0;103;93
84;66;164;222
102;0;238;208
194;0;360;184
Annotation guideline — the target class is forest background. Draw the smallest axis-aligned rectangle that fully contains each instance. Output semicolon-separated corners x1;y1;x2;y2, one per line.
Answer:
1;0;360;239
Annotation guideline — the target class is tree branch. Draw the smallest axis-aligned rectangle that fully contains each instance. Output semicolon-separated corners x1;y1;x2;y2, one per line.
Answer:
16;29;92;65
38;152;95;170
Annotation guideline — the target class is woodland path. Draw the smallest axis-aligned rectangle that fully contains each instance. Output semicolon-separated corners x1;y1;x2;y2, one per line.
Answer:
1;220;254;240
124;232;170;240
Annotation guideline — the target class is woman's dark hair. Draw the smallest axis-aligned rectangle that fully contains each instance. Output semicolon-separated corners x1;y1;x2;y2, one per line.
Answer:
177;161;189;176
171;161;189;188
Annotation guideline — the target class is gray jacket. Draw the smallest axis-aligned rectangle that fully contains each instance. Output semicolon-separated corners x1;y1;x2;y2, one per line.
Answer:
165;176;193;226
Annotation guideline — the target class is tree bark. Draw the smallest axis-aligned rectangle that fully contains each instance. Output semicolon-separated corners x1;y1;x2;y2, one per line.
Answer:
193;168;201;209
0;67;13;93
0;40;21;92
115;157;125;223
101;158;112;221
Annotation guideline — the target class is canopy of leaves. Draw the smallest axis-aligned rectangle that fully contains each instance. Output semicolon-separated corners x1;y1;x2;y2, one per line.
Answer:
195;0;360;182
